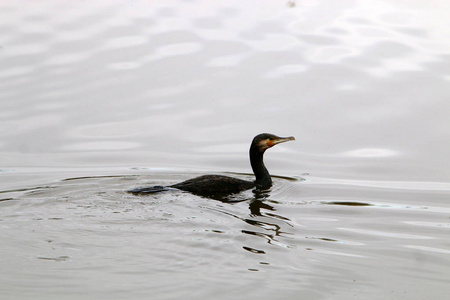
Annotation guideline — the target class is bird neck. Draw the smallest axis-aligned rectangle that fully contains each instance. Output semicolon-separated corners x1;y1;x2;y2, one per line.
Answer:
249;145;272;188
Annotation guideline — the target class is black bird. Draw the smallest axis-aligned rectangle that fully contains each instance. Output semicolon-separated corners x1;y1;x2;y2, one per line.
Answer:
128;133;295;197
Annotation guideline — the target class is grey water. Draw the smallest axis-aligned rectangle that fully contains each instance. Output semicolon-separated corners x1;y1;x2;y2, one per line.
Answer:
1;1;450;299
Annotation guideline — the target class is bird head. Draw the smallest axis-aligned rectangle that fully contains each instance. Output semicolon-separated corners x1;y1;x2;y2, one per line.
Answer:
252;133;295;152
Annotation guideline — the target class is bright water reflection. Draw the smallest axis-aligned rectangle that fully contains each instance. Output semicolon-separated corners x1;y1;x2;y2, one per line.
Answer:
1;0;450;299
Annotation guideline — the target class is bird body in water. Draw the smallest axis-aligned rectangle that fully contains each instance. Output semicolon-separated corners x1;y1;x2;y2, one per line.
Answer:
128;133;295;197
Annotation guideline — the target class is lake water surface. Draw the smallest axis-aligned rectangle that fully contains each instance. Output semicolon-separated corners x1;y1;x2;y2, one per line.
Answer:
1;1;449;299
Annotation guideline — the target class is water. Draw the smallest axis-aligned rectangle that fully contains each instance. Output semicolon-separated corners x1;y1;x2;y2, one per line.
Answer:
1;1;450;299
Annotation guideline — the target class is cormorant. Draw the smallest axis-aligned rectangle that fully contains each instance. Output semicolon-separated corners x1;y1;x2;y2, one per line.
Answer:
128;133;295;197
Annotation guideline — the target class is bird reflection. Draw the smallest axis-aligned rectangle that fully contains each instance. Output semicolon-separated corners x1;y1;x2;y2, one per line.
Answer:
206;187;293;256
248;189;275;216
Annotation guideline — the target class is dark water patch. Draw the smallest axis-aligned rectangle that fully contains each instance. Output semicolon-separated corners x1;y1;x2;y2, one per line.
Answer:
206;229;225;234
324;201;373;206
243;246;265;254
0;186;55;194
37;256;70;262
0;198;15;202
242;229;275;241
306;236;338;242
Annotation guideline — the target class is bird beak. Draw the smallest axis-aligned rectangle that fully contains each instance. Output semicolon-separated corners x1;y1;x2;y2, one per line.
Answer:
268;136;295;147
275;136;295;144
